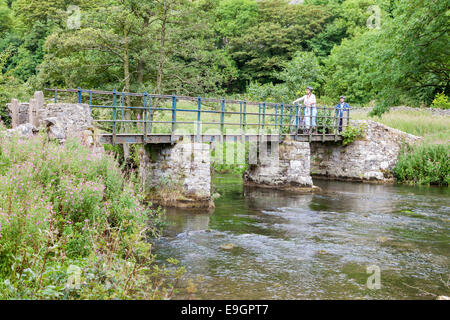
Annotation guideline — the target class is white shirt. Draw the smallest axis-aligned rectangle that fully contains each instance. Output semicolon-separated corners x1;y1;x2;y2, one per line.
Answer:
293;94;316;106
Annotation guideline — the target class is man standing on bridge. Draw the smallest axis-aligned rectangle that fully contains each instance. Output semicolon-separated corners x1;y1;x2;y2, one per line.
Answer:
293;86;317;134
335;96;350;132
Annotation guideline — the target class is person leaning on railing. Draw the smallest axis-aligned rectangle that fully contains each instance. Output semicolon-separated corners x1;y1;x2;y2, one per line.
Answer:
293;86;317;134
335;96;350;132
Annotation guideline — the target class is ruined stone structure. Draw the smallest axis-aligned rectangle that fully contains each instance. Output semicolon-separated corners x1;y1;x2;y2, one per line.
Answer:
38;103;92;134
7;100;29;127
7;91;93;143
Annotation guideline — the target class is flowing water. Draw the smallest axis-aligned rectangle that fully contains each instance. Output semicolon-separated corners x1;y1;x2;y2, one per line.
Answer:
155;175;450;299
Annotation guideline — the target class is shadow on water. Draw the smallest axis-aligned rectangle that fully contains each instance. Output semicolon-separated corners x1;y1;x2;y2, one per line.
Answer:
154;175;450;299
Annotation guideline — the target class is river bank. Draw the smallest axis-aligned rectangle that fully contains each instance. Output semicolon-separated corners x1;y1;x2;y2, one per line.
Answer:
0;127;185;299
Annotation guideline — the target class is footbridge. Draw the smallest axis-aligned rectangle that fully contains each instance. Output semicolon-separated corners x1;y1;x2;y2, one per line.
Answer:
44;88;349;145
9;88;356;208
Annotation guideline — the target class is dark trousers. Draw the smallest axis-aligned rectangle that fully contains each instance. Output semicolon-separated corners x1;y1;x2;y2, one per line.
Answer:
338;117;343;132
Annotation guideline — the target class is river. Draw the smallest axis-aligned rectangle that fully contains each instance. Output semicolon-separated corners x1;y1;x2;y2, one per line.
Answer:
155;175;449;299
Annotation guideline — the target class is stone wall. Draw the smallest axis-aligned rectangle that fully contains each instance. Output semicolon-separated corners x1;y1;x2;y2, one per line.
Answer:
6;101;29;126
310;120;421;182
38;103;93;133
243;140;317;192
139;141;213;208
6;91;93;143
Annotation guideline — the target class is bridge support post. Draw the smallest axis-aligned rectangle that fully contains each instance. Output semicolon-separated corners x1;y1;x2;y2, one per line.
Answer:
243;139;319;193
10;99;19;128
139;140;214;208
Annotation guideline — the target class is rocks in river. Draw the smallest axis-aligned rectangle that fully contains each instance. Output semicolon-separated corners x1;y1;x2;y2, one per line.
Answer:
212;192;221;199
437;296;450;300
220;243;235;250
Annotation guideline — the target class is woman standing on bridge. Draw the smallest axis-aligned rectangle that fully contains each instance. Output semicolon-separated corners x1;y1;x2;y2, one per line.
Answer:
293;86;317;134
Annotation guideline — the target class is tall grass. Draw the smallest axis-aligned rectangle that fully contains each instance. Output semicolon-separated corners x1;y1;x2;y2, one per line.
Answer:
0;127;186;299
394;144;449;186
352;108;450;144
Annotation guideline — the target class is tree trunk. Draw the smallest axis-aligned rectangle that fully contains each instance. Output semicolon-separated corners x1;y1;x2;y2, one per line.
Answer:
156;0;167;96
124;27;131;120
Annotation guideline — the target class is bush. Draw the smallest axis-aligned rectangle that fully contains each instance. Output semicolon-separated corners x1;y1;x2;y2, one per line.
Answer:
393;144;449;186
0;128;186;299
431;92;450;109
341;123;367;146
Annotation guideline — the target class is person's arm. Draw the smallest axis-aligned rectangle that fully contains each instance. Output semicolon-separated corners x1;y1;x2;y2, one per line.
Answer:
293;95;305;105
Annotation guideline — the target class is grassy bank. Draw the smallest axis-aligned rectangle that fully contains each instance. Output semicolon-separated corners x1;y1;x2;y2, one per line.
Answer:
394;144;449;186
352;108;450;145
352;108;449;186
0;127;185;299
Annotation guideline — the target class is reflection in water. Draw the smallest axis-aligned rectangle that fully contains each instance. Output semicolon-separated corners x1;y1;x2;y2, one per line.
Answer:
155;176;450;299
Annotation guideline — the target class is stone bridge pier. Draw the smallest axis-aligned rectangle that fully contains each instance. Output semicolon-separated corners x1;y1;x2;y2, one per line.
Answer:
243;140;319;193
139;140;214;208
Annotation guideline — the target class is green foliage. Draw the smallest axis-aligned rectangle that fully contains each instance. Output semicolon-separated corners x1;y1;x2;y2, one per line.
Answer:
431;92;450;110
228;0;330;87
0;48;30;126
394;144;450;186
248;51;323;102
323;30;379;105
247;81;290;103
0;0;12;35
277;51;325;97
368;0;449;113
0;129;186;299
215;0;259;39
316;107;335;134
341;123;367;146
0;0;448;116
211;142;248;175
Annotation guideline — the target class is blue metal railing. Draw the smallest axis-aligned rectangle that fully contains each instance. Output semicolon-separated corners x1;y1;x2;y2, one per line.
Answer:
44;88;350;143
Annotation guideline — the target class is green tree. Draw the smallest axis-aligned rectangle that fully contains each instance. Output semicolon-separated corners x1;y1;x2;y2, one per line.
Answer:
277;51;324;97
323;31;378;104
0;49;30;126
0;0;12;35
369;0;450;114
215;0;259;42
228;0;330;89
35;0;228;98
248;51;323;102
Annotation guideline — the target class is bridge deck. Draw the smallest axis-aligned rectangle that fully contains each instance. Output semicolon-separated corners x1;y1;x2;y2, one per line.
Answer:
98;133;342;144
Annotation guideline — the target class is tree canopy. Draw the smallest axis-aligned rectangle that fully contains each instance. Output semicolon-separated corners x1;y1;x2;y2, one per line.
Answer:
0;0;448;121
